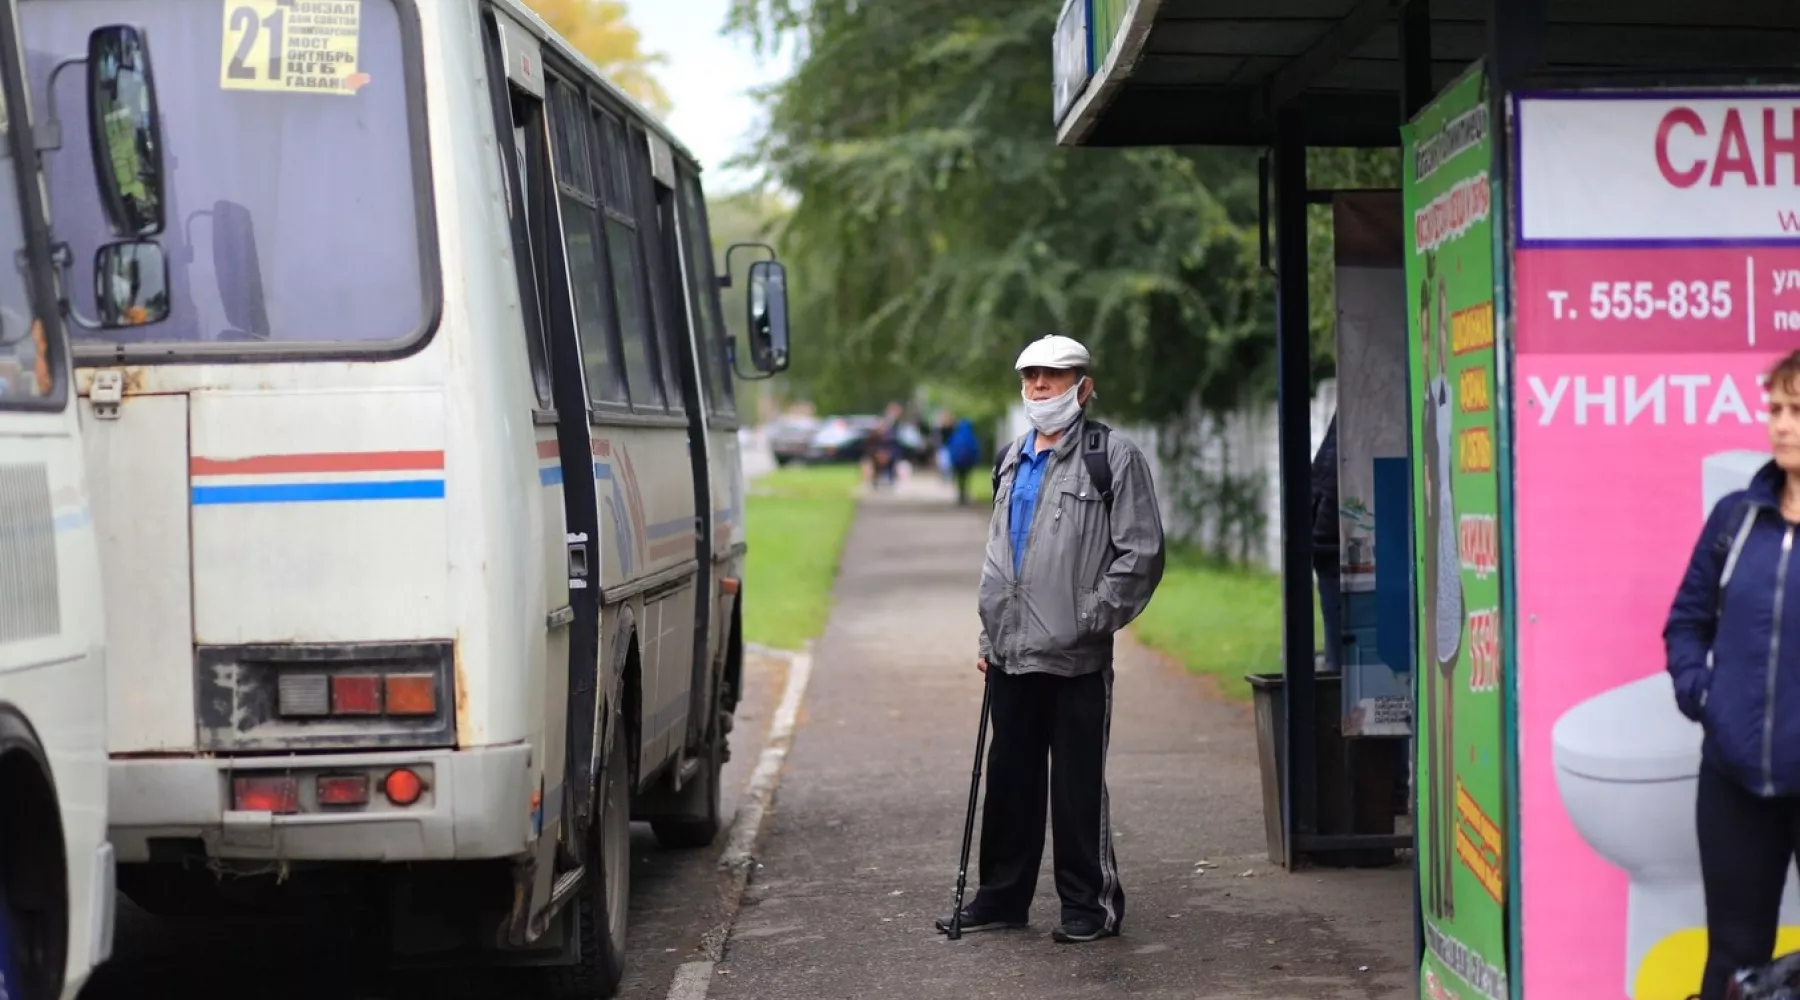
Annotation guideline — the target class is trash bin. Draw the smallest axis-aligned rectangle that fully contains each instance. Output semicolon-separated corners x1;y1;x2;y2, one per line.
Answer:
1248;671;1400;869
1249;672;1292;867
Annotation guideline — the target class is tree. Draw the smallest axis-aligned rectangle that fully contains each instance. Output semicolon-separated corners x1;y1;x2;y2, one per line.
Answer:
726;0;1394;423
524;0;671;116
724;0;1275;425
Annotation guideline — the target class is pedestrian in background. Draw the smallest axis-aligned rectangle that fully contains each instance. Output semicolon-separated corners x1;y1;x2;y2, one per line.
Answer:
1312;413;1341;673
945;416;981;505
933;408;957;480
937;333;1165;944
867;401;904;489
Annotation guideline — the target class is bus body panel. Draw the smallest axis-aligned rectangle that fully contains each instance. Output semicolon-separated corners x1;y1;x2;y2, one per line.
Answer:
0;419;112;992
81;393;194;753
187;387;451;645
590;421;695;778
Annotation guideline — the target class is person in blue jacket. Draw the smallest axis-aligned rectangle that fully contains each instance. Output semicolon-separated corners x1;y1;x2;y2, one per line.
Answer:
946;417;981;505
1666;348;1800;1000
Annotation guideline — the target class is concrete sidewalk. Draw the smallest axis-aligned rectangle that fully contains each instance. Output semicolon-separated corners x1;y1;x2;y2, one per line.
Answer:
711;478;1414;999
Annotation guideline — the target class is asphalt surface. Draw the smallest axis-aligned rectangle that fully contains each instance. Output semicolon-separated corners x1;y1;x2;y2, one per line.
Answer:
709;475;1414;1000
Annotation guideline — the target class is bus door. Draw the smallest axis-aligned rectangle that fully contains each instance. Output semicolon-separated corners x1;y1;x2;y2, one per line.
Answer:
486;9;595;862
672;168;746;712
641;133;717;753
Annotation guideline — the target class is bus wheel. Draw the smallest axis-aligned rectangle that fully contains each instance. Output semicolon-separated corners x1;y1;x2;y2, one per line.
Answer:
0;877;22;1000
648;725;722;850
547;699;629;999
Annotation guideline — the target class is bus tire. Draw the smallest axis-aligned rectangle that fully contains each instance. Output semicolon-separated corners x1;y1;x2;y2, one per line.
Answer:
648;723;723;850
0;880;19;1000
0;711;66;1000
546;695;630;1000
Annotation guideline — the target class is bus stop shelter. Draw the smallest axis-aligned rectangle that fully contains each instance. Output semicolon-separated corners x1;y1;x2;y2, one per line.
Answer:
1055;2;1800;998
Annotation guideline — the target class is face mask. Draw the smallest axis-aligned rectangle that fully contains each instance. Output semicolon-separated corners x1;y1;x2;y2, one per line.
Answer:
1023;381;1084;436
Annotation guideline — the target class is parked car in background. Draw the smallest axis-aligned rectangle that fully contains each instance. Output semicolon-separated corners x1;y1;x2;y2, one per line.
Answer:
806;416;880;464
768;415;821;466
804;415;931;467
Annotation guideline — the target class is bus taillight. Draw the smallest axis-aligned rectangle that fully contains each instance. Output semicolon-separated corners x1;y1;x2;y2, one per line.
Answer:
232;776;300;815
384;674;437;716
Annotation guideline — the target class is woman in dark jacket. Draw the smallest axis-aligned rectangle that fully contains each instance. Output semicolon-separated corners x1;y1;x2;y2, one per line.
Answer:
1666;348;1800;999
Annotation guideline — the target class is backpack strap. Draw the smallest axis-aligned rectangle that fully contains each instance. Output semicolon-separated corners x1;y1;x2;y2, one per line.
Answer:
1718;500;1758;615
992;422;1115;512
1081;420;1114;513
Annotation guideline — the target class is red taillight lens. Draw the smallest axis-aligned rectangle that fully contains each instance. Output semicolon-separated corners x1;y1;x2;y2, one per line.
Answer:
384;768;424;806
233;775;300;815
330;675;382;715
384;673;437;716
316;774;370;807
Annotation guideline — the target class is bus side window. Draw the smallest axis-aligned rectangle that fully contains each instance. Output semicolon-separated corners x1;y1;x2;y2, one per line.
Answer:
592;108;665;413
546;77;628;407
630;125;687;415
675;171;734;420
478;13;552;410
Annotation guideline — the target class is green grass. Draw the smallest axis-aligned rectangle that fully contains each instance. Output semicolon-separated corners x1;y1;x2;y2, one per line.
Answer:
1131;545;1323;703
743;464;861;650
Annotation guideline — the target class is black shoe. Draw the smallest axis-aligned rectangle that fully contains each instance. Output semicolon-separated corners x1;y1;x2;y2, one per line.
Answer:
1052;918;1117;944
934;906;1027;935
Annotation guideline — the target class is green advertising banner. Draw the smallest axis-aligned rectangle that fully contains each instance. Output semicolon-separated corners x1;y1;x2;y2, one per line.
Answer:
1089;0;1127;72
1402;65;1510;1000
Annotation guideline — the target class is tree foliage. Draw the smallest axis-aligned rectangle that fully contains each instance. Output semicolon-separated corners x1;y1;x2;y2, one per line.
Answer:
524;0;670;115
726;0;1395;422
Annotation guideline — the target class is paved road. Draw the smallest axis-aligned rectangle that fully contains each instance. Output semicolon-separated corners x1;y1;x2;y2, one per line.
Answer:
78;651;786;1000
709;478;1413;1000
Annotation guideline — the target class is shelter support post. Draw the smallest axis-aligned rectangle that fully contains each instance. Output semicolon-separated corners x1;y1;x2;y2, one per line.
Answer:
1400;0;1432;119
1487;0;1547;91
1400;0;1431;967
1273;103;1317;865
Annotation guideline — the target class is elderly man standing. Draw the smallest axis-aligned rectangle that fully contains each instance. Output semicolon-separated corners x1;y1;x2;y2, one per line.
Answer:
936;334;1166;944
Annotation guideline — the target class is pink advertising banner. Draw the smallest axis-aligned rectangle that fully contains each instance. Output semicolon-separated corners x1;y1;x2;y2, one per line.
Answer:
1514;91;1800;1000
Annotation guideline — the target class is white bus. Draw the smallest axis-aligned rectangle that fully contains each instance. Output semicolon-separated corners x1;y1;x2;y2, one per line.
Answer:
19;1;790;996
0;11;173;1000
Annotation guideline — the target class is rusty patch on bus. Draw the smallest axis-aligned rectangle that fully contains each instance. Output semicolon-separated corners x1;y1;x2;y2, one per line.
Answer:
453;640;475;746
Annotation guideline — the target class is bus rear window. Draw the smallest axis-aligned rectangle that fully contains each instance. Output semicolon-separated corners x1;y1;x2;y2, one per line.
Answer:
22;0;429;355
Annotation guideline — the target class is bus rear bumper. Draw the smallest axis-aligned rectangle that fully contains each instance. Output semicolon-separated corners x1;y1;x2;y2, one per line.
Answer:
108;743;535;863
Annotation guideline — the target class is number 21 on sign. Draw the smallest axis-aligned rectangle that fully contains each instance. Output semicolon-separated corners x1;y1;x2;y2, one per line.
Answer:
219;1;289;91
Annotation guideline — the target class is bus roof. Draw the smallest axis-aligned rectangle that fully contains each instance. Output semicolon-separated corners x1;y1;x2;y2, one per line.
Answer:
489;0;705;175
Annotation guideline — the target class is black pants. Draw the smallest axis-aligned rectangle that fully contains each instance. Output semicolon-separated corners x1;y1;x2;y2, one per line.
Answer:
973;666;1123;931
1698;760;1800;999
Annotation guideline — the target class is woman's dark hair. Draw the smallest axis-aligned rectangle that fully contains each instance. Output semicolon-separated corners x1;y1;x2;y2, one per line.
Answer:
1769;350;1800;397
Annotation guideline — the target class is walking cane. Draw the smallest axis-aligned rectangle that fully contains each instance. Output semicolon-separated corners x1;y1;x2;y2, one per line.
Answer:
946;670;993;941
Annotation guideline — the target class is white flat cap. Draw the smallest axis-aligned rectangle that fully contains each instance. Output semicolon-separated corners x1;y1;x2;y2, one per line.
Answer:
1014;334;1091;372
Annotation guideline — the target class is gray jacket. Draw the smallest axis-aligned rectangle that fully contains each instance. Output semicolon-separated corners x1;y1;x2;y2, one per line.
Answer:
977;417;1166;677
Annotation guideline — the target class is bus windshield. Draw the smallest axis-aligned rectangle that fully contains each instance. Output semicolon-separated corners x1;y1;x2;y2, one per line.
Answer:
21;0;429;356
0;33;57;404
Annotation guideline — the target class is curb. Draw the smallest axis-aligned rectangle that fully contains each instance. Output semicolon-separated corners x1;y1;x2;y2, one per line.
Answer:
665;647;815;1000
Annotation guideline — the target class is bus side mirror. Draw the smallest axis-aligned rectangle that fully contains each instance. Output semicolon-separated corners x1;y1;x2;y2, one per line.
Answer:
86;25;165;237
745;259;790;376
94;240;170;328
